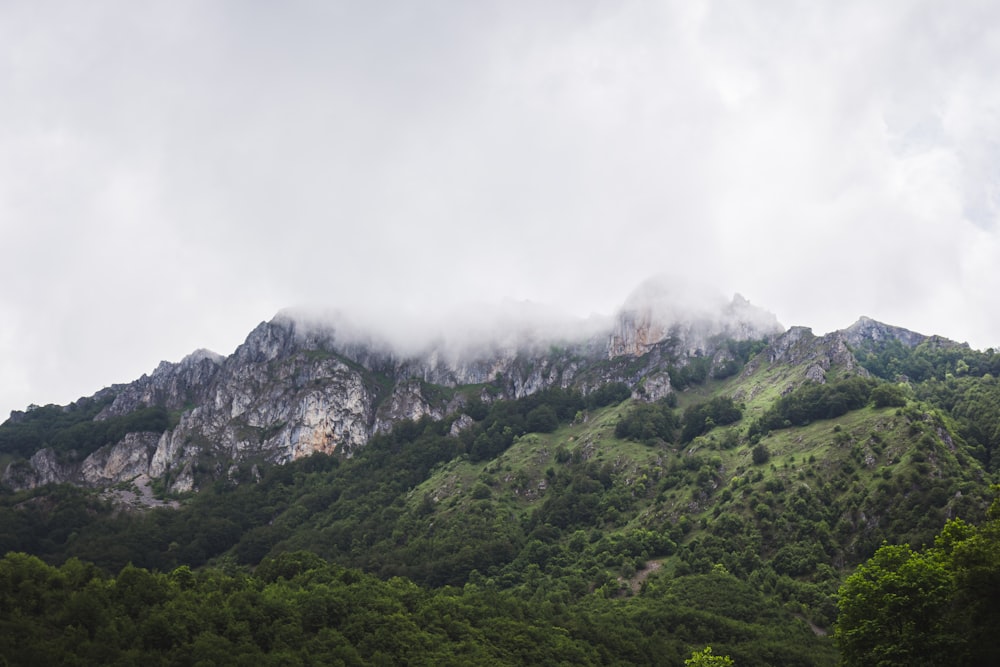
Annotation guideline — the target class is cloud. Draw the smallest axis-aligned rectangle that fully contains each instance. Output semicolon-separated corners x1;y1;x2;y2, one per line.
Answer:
2;0;1000;418
285;296;614;366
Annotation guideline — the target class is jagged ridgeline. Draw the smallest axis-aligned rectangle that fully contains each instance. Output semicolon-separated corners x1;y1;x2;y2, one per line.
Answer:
1;279;785;494
2;280;999;665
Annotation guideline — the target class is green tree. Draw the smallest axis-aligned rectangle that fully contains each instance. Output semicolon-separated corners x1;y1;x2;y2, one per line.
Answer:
681;396;742;443
526;405;559;433
870;383;908;408
751;444;770;465
836;487;1000;666
685;646;735;666
835;543;954;665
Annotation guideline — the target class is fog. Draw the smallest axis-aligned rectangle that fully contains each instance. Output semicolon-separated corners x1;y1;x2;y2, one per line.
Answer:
282;297;616;363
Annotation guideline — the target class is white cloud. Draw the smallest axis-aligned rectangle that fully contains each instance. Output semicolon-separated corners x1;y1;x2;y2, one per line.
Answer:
2;0;1000;417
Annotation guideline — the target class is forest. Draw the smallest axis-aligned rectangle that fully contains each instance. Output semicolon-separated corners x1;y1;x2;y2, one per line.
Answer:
2;332;999;665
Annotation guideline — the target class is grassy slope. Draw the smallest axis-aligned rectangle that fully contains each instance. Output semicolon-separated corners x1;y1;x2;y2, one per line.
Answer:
400;351;991;635
2;341;993;663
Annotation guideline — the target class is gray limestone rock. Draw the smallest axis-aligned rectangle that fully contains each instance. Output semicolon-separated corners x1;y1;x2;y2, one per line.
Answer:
80;432;161;486
9;282;932;497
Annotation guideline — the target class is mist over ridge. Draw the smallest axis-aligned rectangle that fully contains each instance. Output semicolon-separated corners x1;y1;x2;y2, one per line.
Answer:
278;297;615;362
4;4;1000;659
3;269;994;502
274;274;783;365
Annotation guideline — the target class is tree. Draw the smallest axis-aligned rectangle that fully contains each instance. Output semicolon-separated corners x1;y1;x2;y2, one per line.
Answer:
751;444;770;465
836;487;1000;666
835;543;954;665
685;646;735;666
526;405;559;433
681;397;742;443
871;383;907;408
615;400;677;444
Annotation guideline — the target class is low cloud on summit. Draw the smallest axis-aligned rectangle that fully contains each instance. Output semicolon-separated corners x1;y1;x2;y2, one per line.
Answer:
2;1;1000;417
283;297;615;364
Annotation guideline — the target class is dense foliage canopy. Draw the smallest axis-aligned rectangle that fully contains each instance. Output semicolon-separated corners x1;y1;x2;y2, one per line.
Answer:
0;550;832;666
836;488;1000;666
0;396;176;460
2;330;999;665
749;377;876;437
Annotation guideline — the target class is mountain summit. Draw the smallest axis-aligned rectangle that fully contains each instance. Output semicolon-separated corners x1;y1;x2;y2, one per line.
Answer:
0;279;957;495
609;277;782;357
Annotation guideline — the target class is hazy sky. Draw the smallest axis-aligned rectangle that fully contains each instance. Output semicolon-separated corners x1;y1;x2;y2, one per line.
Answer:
2;1;999;418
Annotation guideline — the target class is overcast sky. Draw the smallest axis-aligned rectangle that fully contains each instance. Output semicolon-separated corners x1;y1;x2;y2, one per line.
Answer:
2;1;999;418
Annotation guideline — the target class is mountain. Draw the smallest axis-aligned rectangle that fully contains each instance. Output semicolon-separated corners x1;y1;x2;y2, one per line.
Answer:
3;279;999;665
1;280;782;493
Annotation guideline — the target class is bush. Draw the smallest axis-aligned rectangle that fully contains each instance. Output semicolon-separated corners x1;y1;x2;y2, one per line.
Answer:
752;444;770;465
871;383;908;408
615;400;678;444
681;397;742;443
526;406;559;433
749;377;876;436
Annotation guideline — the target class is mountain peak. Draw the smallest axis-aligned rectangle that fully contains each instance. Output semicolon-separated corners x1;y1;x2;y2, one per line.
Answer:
609;277;783;357
842;316;927;349
180;349;224;366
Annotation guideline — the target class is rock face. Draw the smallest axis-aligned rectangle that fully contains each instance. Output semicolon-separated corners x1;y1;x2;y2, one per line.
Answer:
13;282;928;496
7;449;70;489
80;432;161;486
842;317;927;350
5;312;583;493
608;279;783;358
2;432;161;491
763;327;863;376
794;329;864;380
731;325;872;403
374;380;445;435
98;349;225;420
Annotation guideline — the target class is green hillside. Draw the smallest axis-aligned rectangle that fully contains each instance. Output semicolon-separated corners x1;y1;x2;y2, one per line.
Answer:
2;331;998;665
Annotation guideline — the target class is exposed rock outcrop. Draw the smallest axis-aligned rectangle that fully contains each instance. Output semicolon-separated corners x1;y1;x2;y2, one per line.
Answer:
374;379;443;434
98;350;224;419
5;284;786;493
608;279;783;358
14;284;943;497
842;316;927;350
2;448;70;490
2;432;161;492
80;432;161;486
738;326;869;400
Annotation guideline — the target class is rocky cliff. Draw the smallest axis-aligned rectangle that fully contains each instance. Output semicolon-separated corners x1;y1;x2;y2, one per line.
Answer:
0;282;820;494
607;280;783;358
3;432;162;491
842;316;928;350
